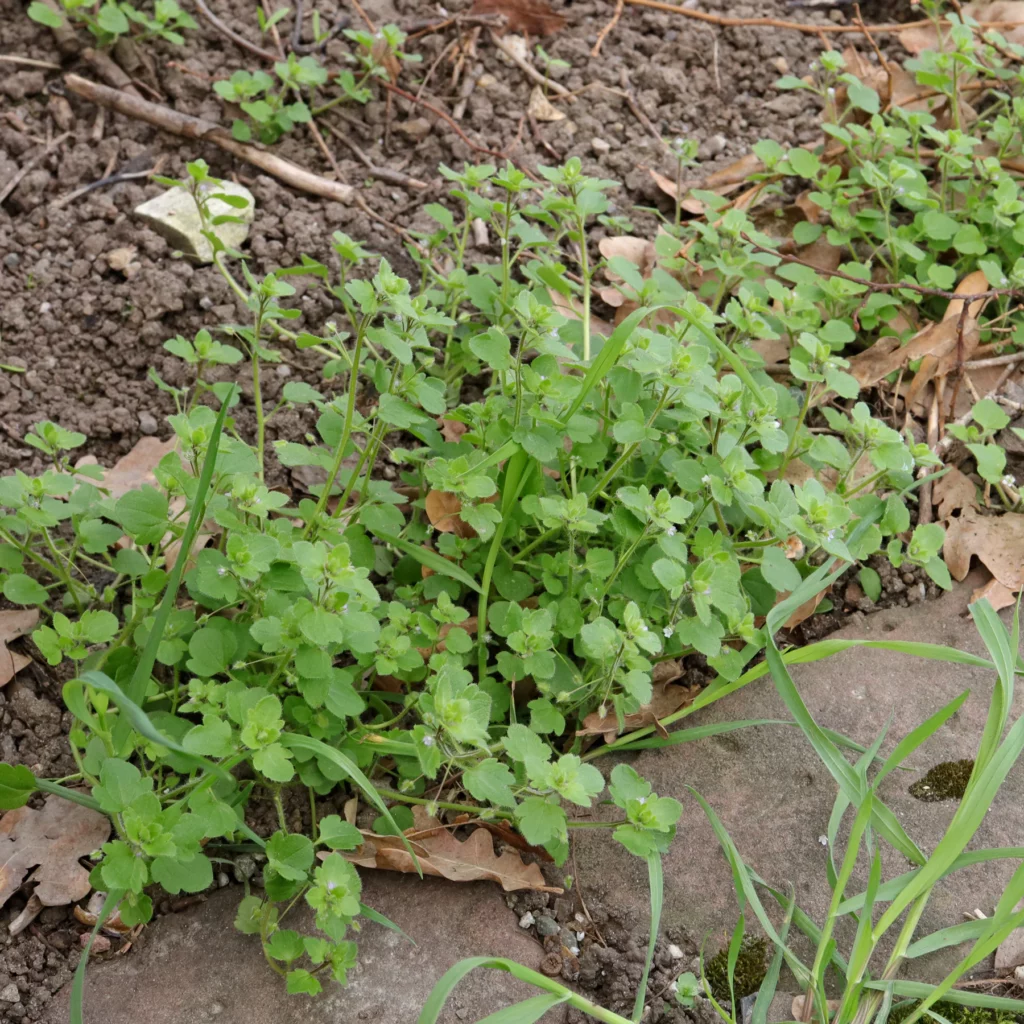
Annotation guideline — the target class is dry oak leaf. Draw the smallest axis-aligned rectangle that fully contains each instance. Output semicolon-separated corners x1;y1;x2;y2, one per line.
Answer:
944;508;1024;593
972;576;1017;612
90;435;178;499
438;417;468;443
577;664;698;744
648;152;764;216
469;0;566;34
339;805;561;893
0;797;111;911
0;609;38;689
425;489;498;539
932;465;978;519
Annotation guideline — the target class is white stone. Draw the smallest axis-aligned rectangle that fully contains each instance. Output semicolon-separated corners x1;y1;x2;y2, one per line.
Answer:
591;138;611;156
0;983;20;1003
668;943;685;959
518;911;535;929
134;181;254;263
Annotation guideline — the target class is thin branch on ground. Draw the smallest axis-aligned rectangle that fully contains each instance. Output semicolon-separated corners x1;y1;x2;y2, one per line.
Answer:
51;158;166;208
349;0;377;32
739;232;1023;303
194;0;280;62
0;132;71;206
63;74;354;202
622;0;1024;36
592;0;625;57
963;351;1024;370
611;71;665;147
0;55;61;69
321;119;430;189
490;31;573;100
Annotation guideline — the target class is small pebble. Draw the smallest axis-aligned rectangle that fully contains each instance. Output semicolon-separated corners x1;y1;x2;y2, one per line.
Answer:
591;138;611;156
276;364;292;377
4;253;20;269
199;296;214;311
518;911;535;929
0;983;20;1002
535;914;559;937
668;943;685;959
138;411;159;435
39;302;52;314
217;871;230;888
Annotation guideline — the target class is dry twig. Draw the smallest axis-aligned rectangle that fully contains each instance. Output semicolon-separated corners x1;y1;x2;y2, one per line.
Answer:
592;0;625;57
63;74;354;202
321;120;430;189
490;31;573;99
0;132;71;206
623;0;1024;36
0;55;61;70
964;351;1024;370
193;0;280;62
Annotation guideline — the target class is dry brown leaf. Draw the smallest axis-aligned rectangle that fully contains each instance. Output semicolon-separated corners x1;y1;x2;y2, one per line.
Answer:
416;617;479;658
438;417;468;443
73;890;132;935
527;85;565;121
469;0;566;35
0;797;111;911
933;465;978;519
972;576;1017;612
93;436;177;498
340;806;561;892
576;673;698;744
944;509;1024;592
425;489;498;539
782;585;831;629
0;609;37;689
598;235;658;311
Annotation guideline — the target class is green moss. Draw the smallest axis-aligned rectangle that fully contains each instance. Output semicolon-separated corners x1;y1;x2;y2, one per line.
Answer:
909;759;974;802
888;1001;1021;1024
703;937;769;1002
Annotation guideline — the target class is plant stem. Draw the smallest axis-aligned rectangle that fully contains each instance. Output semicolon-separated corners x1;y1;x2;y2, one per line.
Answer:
251;300;268;481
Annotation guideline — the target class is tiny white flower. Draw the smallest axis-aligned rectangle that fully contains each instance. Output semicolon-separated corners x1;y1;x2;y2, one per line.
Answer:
826;529;838;541
663;626;673;638
770;419;780;429
639;623;648;632
827;86;836;98
1002;474;1017;488
701;474;711;484
422;734;435;747
665;525;677;536
818;834;828;847
637;796;647;805
217;567;227;577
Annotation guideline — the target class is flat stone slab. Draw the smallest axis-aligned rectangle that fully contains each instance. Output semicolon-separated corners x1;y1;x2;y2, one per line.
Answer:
574;575;1024;986
46;873;564;1024
134;182;254;263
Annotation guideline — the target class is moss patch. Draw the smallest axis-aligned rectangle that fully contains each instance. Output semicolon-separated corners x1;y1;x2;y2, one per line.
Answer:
909;759;974;802
704;937;769;1002
889;1001;1022;1024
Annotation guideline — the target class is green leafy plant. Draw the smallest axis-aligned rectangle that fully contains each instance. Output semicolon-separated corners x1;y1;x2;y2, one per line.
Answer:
27;0;196;45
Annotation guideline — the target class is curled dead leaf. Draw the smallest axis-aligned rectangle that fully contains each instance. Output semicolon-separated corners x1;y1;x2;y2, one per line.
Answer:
438;417;469;443
0;609;38;689
337;805;561;892
73;890;132;935
577;670;697;745
90;435;177;499
425;489;498;539
469;0;567;34
0;797;111;911
944;509;1024;593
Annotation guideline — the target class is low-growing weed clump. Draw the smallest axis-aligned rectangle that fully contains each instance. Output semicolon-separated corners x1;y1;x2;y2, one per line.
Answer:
4;1;1024;1020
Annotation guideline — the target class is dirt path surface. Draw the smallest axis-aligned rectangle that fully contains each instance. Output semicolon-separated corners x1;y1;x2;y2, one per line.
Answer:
0;0;923;1021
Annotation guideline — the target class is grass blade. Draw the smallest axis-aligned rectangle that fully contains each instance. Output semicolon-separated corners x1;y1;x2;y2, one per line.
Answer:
69;888;123;1024
633;853;664;1023
868;981;1024;1014
375;532;482;594
112;388;234;752
476;992;571;1024
905;920;990;959
279;733;421;874
359;902;415;945
750;889;794;1024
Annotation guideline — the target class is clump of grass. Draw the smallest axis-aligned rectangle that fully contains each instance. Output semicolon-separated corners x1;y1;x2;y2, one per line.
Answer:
909;759;975;802
704;937;769;1002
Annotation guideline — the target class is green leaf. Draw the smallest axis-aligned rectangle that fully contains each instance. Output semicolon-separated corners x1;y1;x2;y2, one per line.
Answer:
858;566;882;603
92;758;150;814
114;486;170;544
469;327;513;371
150;853;213;895
0;763;36;809
374;533;481;593
515;797;566;846
464;758;517;808
3;574;49;605
253;742;295;782
28;1;64;26
318;815;364;850
267;831;315;881
286;969;322;996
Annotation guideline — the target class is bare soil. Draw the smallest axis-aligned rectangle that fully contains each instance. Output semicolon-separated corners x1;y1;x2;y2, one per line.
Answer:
0;0;920;1019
